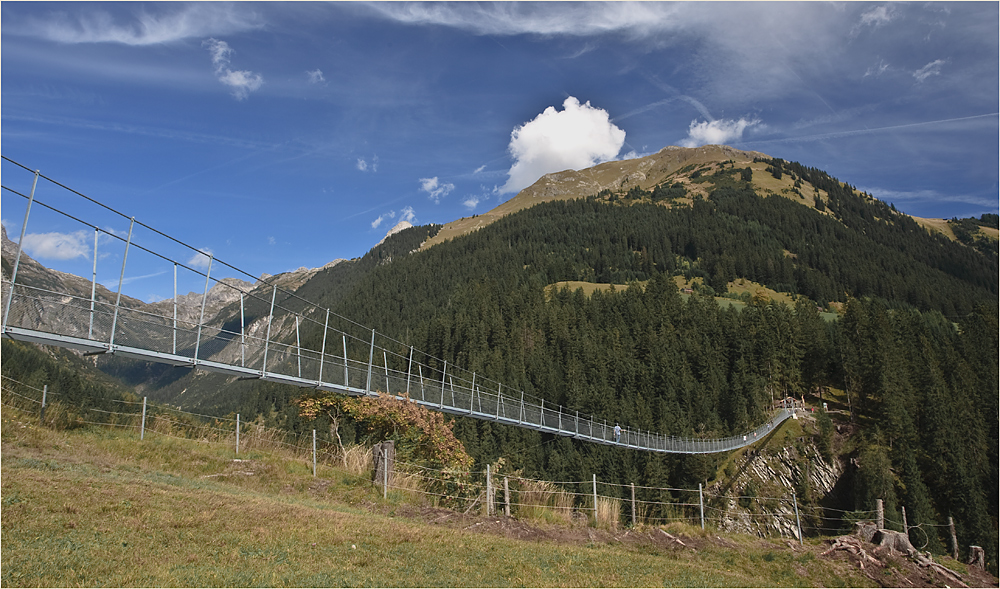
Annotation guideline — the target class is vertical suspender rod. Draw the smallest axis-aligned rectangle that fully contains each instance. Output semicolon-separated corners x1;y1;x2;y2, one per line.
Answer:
193;254;213;362
3;170;39;333
108;217;135;349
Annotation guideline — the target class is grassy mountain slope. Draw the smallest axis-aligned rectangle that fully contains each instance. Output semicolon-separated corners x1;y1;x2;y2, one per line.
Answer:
6;404;998;588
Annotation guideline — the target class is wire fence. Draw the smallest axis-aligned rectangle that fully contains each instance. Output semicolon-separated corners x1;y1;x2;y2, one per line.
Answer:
2;373;942;546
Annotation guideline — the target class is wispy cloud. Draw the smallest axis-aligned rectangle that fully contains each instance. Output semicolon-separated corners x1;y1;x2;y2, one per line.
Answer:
371;206;417;230
2;113;273;150
913;59;946;83
203;38;263;100
420;177;455;203
187;248;213;270
362;2;683;38
739;113;999;146
121;270;168;286
867;187;997;209
21;230;91;261
371;212;392;229
462;196;480;210
499;96;625;195
680;117;760;148
306;69;325;84
400;206;416;223
16;4;263;45
854;5;896;33
863;58;890;78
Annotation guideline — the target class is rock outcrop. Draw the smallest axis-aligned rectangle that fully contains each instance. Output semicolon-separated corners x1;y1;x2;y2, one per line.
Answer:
709;422;841;540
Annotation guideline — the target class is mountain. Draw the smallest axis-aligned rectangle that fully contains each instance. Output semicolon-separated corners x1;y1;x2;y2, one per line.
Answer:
3;146;996;566
424;144;997;253
1;224;144;309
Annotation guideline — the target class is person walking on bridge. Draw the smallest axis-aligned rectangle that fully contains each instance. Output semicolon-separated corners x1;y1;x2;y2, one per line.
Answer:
614;423;621;443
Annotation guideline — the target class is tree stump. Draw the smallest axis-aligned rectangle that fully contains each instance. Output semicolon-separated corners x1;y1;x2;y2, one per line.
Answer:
854;521;878;543
967;546;985;569
873;529;916;556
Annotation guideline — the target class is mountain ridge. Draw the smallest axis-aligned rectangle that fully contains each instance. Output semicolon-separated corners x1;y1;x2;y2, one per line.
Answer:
421;144;984;253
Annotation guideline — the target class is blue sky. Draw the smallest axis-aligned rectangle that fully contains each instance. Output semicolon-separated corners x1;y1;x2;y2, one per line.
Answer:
2;2;997;303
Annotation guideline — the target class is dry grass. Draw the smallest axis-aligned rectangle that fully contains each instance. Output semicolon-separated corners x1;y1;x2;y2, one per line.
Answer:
595;496;622;531
912;216;958;241
515;479;575;524
340;443;372;476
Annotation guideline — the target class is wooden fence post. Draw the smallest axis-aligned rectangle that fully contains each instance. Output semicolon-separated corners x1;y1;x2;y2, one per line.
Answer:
40;384;47;423
948;516;959;560
901;506;908;536
503;477;510;517
592;474;598;525
876;498;884;530
630;483;636;528
699;483;704;530
486;464;493;517
372;441;395;499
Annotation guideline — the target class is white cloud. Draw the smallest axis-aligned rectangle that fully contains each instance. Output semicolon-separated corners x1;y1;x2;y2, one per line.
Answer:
419;176;455;203
203;38;263;100
16;4;263;45
679;117;760;148
267;236;276;246
356;154;379;172
499;96;625;194
187;248;213;270
913;59;946;82
371;207;416;230
866;187;996;208
463;196;480;210
857;5;896;30
863;59;890;78
306;69;325;84
21;230;90;261
364;3;682;38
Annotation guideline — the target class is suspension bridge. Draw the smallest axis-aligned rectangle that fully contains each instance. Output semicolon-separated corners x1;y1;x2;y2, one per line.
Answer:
1;156;795;453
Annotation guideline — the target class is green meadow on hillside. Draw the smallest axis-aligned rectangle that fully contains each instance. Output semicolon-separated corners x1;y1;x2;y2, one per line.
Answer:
1;403;880;588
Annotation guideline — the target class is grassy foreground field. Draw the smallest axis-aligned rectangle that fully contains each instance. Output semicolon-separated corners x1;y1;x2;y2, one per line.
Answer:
0;406;885;587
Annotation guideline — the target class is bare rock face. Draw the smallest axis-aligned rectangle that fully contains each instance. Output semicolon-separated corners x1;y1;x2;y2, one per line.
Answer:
710;437;842;540
146;277;255;326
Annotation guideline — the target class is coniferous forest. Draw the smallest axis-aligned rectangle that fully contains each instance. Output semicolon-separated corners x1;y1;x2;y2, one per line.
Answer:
5;158;997;565
234;161;998;562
